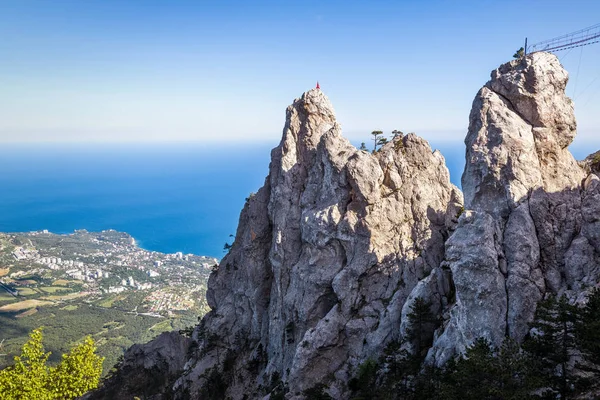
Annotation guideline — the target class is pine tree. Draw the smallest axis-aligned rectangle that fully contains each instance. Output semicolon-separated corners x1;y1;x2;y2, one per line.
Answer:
438;338;497;400
578;288;600;365
391;130;404;139
513;47;525;59
524;295;581;399
371;131;384;151
575;288;600;391
348;358;378;400
405;297;438;361
494;339;541;399
410;364;440;400
377;137;388;147
376;297;440;399
376;341;414;399
359;142;368;151
436;338;539;400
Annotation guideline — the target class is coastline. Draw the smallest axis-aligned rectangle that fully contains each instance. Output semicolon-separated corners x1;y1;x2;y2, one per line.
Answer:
0;228;219;263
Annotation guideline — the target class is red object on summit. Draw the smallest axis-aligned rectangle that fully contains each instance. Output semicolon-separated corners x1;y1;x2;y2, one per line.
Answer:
316;81;320;89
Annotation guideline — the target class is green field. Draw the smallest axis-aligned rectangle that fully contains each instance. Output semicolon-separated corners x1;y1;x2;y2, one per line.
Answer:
0;299;53;312
97;295;122;308
40;286;71;294
0;293;14;302
16;287;37;296
40;292;88;301
149;319;173;334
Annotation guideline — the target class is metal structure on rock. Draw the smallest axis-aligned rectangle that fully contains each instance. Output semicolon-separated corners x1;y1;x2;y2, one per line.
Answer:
527;23;600;54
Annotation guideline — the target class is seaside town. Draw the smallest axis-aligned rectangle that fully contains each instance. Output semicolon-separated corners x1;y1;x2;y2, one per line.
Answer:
0;229;216;317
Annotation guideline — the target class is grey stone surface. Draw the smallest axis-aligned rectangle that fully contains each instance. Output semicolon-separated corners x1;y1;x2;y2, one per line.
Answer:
430;52;598;365
428;211;507;364
84;332;192;400
175;88;461;398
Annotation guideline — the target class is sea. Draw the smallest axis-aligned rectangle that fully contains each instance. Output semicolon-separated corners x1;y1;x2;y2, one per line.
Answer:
0;139;595;258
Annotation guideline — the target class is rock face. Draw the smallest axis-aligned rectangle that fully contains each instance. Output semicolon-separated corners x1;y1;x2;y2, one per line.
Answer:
87;52;600;399
84;332;193;400
429;52;597;364
173;89;462;399
580;150;600;175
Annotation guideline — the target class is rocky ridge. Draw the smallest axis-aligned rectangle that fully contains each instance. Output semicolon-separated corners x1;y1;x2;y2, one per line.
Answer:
179;88;462;399
88;52;600;399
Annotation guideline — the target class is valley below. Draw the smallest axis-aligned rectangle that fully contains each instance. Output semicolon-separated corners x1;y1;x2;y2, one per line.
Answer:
0;229;215;375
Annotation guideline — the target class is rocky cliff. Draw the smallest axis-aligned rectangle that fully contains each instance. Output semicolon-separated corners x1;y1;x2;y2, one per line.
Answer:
88;52;600;399
429;52;598;365
176;88;462;399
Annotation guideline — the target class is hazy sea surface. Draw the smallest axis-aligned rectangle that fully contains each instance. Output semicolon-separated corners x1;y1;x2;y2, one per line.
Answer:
0;139;595;258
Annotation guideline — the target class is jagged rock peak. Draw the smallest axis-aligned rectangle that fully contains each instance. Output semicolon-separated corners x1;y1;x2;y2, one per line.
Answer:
488;52;575;134
463;51;584;216
429;52;597;365
289;88;336;124
273;89;339;196
281;88;337;148
580;150;600;176
174;87;462;399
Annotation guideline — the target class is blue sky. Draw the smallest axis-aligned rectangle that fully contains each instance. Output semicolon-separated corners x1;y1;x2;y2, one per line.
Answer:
1;0;599;145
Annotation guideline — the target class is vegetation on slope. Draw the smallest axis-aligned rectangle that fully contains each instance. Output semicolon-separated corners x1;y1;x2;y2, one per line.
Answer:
345;290;600;400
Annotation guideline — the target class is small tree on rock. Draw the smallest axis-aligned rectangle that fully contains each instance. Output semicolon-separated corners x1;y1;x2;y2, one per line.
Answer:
513;47;525;59
371;130;384;152
406;297;438;362
391;130;404;139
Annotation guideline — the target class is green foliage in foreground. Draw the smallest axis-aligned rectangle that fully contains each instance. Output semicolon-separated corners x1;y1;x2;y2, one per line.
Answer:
0;302;199;378
0;328;103;400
